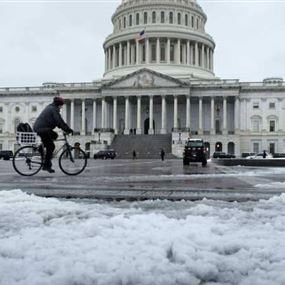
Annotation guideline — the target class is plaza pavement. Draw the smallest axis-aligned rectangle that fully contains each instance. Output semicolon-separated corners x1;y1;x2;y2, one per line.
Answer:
0;159;284;201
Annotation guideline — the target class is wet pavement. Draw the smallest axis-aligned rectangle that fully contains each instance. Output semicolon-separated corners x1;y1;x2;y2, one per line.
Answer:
1;159;285;201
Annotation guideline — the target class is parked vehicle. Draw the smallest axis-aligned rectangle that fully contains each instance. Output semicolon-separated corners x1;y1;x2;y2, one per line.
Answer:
241;152;256;158
93;150;116;160
212;151;236;159
183;138;207;167
0;150;13;160
246;152;272;159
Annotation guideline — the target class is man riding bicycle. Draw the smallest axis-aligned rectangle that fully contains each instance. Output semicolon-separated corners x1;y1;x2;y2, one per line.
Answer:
33;96;73;173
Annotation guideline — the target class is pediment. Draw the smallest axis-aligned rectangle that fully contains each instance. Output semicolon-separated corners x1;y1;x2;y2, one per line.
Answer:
103;69;187;89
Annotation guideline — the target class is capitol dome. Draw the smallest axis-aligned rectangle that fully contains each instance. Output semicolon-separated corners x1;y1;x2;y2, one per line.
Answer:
103;0;216;80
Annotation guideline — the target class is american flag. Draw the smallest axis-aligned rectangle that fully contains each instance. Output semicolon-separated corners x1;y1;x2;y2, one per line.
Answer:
136;30;146;42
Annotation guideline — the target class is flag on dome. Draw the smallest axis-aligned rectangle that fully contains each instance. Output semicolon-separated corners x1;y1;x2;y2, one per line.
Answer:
136;29;146;42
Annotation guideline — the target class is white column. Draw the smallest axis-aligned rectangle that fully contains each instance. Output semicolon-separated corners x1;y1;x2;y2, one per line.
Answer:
104;51;107;72
222;97;227;133
210;97;215;135
119;43;122;67
136;96;142;134
167;38;170;64
201;44;205;69
234;97;240;133
177;39;181;64
186;95;191;130
81;99;86;135
70;99;74;130
136;41;139;64
173;95;178;130
161;95;167;134
108;48;111;70
187;40;190;65
92;99;97;134
124;97;130;134
198;97;203;135
146;38;150;64
113;97;118;134
127;41;130;66
195;42;199;66
156;38;160;64
101;98;105;129
149;96;154;134
62;103;67;122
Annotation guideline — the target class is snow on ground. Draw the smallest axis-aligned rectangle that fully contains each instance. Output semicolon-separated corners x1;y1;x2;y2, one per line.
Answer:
1;190;285;285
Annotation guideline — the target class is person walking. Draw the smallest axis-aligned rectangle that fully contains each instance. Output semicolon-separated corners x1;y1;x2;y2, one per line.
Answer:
132;150;137;159
33;96;73;173
160;148;165;161
262;150;267;159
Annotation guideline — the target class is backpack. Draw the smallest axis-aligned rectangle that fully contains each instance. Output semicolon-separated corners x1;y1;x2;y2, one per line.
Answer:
16;123;33;132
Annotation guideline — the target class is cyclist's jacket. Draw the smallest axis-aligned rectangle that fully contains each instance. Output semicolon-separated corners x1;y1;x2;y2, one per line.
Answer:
33;103;72;134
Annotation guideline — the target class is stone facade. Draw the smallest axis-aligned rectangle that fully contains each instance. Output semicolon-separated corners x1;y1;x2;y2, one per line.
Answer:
0;0;284;157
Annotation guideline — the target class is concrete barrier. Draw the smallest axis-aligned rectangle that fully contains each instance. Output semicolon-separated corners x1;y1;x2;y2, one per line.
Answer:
212;158;285;167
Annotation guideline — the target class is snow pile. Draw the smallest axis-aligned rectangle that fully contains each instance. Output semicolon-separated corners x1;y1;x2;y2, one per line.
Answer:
1;190;285;285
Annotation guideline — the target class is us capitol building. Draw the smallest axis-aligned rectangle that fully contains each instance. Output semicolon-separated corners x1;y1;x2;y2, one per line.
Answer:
1;0;285;157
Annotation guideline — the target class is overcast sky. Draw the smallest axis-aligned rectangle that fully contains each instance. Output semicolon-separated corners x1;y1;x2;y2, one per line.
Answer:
0;0;284;87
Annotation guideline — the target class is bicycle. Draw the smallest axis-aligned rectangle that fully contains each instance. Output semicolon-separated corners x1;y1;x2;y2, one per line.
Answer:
13;132;88;176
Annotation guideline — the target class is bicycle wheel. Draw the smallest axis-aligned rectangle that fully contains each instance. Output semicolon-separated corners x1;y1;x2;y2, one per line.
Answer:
13;146;43;176
59;147;87;175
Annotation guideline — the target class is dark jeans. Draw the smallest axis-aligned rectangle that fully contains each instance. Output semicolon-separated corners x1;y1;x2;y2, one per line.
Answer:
37;129;58;167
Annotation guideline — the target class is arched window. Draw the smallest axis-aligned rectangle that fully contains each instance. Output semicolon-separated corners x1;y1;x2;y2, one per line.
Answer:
119;19;121;30
177;13;181;25
151;44;156;62
185;14;188;26
136;13;140;25
170;44;175;61
129;15;132;26
191;16;194;27
123;17;126;28
169;12;173;24
152;11;156;23
251;115;262;132
14;118;21;133
144;12;148;24
161;11;165;23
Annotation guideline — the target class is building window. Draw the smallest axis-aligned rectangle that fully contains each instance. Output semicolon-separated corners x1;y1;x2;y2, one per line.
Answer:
160;43;166;61
0;107;2;112
151;44;156;62
177;13;181;25
144;12;148;24
185;14;188;26
0;143;2;150
129;15;132;26
253;142;260;154
191;16;194;27
252;119;260;132
269;143;275;154
196;18;199;29
170;44;175;61
32;106;37;112
152;11;156;23
124;17;126;28
15;106;20;112
119;19;121;30
169;12;173;24
136;13;140;25
142;44;146;62
253;102;259;109
161;11;165;23
269;102;275;109
269;120;275;132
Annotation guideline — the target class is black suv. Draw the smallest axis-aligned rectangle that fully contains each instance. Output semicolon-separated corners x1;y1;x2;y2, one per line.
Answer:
0;150;13;160
93;150;116;160
183;139;207;167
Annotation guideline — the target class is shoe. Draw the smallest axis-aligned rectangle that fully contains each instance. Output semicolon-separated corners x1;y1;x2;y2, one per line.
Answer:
42;166;55;173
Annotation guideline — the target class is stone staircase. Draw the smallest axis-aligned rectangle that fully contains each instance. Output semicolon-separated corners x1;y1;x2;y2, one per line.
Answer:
110;134;175;159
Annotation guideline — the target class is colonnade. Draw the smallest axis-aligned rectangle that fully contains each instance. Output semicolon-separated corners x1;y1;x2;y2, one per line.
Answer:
105;38;214;72
66;95;240;136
